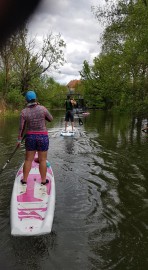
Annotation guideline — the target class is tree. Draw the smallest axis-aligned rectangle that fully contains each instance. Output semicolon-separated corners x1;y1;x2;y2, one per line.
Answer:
37;76;67;108
0;34;18;95
88;0;148;113
0;26;66;96
11;27;66;94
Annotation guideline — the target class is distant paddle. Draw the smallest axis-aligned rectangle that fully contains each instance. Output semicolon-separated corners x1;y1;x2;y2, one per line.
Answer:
0;135;25;175
141;124;148;133
78;114;83;125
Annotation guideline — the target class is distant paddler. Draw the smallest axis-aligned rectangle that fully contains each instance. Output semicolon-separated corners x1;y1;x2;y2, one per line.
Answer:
65;95;77;132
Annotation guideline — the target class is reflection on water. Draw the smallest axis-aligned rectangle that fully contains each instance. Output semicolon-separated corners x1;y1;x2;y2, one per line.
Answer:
0;111;147;270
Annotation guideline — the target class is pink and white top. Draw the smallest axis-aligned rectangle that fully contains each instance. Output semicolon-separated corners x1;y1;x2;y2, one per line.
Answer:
18;103;53;140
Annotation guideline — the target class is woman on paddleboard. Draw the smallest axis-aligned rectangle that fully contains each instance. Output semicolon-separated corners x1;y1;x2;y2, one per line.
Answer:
17;90;53;185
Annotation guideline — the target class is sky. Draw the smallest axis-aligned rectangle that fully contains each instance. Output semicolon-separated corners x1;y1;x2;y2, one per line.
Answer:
28;0;105;85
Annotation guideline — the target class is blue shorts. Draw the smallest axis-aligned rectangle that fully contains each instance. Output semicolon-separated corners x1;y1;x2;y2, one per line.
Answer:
25;134;49;151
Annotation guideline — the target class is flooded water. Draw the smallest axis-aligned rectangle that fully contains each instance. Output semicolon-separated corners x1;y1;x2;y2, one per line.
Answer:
0;110;147;270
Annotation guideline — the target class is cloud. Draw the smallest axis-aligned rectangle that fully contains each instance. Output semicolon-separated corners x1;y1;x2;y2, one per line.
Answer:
28;0;104;84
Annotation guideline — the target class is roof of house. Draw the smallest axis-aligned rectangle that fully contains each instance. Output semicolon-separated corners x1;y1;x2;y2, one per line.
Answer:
67;80;81;88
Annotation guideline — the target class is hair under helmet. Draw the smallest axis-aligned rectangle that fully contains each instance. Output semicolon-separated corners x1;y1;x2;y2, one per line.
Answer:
25;90;36;102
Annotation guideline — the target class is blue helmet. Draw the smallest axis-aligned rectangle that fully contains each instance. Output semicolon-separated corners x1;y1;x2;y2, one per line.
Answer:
25;90;36;102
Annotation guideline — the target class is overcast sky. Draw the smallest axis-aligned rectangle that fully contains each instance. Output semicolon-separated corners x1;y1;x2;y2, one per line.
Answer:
28;0;104;85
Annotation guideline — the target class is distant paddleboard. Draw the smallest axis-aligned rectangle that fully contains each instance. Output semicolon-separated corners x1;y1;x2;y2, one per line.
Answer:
82;112;90;116
61;126;76;137
10;153;55;236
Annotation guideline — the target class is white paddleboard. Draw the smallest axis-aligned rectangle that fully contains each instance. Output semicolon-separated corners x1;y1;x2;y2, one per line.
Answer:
10;154;55;236
61;126;76;137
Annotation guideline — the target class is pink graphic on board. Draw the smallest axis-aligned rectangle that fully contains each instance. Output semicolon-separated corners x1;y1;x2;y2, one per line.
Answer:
18;210;45;221
17;156;51;203
16;154;52;222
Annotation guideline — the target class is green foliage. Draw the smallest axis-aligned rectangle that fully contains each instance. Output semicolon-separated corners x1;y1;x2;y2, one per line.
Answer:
6;89;24;109
80;0;148;114
0;72;7;95
43;78;67;108
27;76;67;109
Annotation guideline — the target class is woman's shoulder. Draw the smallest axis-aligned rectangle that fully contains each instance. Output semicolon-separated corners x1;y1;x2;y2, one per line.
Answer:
36;104;48;112
21;107;27;114
37;104;45;109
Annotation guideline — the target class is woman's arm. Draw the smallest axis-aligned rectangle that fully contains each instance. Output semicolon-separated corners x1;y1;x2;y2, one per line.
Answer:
17;111;26;141
44;107;53;122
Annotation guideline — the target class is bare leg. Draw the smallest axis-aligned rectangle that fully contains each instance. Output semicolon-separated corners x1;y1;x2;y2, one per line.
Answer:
38;151;47;183
71;121;74;131
23;151;36;182
65;121;68;131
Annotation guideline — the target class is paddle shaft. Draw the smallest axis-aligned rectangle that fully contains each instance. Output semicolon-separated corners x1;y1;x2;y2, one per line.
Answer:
0;145;19;173
77;113;83;125
0;135;25;174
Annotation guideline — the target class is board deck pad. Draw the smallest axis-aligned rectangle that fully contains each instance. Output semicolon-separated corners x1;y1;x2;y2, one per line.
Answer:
11;154;55;236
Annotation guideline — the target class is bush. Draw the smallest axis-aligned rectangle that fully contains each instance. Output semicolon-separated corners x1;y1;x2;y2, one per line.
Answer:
6;89;24;109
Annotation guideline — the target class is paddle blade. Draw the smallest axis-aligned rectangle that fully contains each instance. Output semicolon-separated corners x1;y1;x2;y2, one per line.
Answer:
79;118;83;125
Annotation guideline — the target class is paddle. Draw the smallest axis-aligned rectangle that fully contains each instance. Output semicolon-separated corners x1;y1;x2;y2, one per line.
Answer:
78;113;83;125
0;135;26;175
